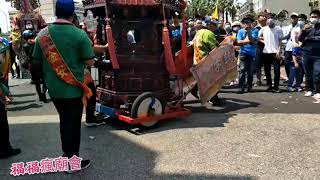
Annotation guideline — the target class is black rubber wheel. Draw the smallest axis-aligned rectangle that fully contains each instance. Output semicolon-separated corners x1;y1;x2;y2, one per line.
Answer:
131;92;166;127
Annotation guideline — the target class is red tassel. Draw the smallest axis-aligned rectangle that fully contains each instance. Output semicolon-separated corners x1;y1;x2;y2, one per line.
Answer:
163;27;176;75
106;23;120;69
181;9;187;68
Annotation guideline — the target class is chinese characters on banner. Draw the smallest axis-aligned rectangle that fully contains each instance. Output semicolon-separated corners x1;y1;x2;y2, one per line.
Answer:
10;156;82;176
190;44;237;104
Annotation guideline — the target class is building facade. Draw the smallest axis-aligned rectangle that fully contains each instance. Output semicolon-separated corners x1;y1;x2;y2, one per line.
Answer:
309;0;320;10
39;0;84;23
238;0;310;20
238;0;254;20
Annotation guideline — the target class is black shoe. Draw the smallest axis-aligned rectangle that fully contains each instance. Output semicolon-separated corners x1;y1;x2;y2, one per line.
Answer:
209;98;222;106
237;88;245;94
266;87;273;92
247;87;253;93
66;159;91;174
272;88;282;93
85;117;106;127
40;94;49;103
0;148;21;159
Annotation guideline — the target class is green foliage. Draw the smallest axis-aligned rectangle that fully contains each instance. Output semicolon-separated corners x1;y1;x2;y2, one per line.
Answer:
186;0;241;21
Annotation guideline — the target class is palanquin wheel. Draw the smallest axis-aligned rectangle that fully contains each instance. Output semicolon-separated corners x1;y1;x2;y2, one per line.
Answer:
131;92;166;127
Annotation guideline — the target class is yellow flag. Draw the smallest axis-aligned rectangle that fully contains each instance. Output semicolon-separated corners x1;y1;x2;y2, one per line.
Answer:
212;6;219;20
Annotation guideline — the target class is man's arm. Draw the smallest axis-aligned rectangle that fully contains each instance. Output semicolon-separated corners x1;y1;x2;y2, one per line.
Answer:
79;33;96;67
237;30;250;46
32;37;42;63
93;44;108;55
291;28;300;47
298;28;310;43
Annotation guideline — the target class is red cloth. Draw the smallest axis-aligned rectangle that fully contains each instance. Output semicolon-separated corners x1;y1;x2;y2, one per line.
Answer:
163;27;176;75
106;24;120;69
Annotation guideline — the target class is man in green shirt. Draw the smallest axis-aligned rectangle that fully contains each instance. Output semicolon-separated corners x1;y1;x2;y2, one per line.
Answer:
33;0;94;172
191;17;220;104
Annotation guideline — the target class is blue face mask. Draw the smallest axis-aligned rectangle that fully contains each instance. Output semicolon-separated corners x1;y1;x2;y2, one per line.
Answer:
297;20;305;28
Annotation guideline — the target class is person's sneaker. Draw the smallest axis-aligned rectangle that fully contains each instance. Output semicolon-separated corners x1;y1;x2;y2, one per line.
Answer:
272;88;282;93
304;91;313;97
287;87;296;92
85;118;106;127
296;87;303;92
0;148;21;159
247;87;253;93
313;93;320;99
66;159;91;174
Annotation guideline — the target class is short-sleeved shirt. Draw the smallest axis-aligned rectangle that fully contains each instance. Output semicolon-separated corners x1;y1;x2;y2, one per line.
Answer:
169;24;182;53
193;29;219;65
237;28;258;57
284;24;294;51
259;26;283;54
33;23;95;99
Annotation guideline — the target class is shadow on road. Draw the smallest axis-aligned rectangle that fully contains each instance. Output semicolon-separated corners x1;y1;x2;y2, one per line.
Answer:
0;122;257;180
7;103;43;112
10;93;36;98
9;100;36;106
185;98;260;114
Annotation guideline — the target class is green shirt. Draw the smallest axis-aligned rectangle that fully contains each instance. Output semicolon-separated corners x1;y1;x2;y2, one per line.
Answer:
193;29;219;65
33;23;95;99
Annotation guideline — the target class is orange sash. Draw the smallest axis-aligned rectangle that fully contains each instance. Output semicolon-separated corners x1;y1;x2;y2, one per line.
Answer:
84;68;94;85
38;27;92;107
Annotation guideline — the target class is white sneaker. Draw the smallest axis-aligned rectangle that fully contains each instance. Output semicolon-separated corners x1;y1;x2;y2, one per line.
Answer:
313;93;320;99
304;91;313;97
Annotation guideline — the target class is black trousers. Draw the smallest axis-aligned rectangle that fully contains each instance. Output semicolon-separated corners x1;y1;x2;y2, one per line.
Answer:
52;98;83;158
86;82;96;122
0;102;11;152
263;53;281;89
284;51;293;78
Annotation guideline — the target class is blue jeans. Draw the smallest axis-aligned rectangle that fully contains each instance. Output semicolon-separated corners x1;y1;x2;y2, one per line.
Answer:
287;61;303;88
239;55;255;89
303;55;320;93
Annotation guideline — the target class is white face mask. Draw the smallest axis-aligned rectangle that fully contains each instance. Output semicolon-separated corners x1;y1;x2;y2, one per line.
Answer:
268;19;276;28
310;18;319;24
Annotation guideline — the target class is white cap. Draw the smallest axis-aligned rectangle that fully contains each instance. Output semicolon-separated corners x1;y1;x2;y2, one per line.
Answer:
195;20;202;25
231;21;241;27
290;12;299;18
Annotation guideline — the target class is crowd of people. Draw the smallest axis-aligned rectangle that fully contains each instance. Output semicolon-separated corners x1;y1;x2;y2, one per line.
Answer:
1;0;320;174
181;9;320;101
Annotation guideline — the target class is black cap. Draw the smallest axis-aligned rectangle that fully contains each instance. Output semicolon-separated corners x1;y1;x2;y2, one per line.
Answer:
241;15;255;24
298;14;307;21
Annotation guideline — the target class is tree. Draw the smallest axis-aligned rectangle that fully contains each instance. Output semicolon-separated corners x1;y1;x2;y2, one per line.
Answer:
186;0;216;18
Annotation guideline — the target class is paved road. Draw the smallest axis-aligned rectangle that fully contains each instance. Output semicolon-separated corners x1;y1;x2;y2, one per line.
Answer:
1;79;320;180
